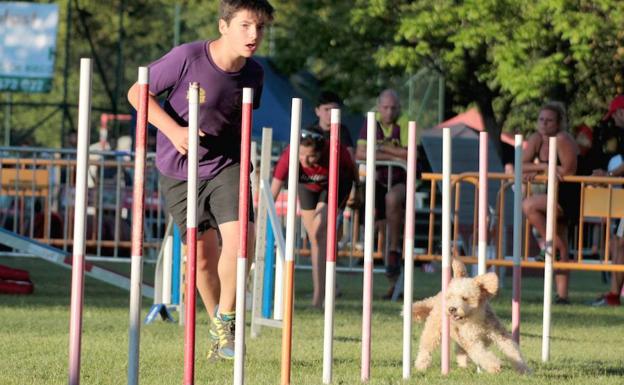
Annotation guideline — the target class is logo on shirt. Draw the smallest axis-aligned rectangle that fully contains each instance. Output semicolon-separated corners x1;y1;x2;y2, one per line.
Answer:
186;86;206;103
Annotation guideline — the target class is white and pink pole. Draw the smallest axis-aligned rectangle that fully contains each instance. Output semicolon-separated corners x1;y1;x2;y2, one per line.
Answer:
281;98;302;385
402;121;417;379
183;82;200;385
360;112;376;382
478;132;488;275
441;127;452;375
322;108;341;384
511;134;523;344
234;87;254;385
68;57;92;385
128;66;149;385
541;137;557;362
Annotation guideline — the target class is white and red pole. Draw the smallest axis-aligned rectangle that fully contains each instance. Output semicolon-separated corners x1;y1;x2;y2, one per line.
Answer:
68;57;92;385
128;66;149;385
281;98;302;385
512;134;523;344
322;108;341;384
441;127;452;375
183;82;200;385
478;132;488;275
402;121;417;379
360;111;376;382
234;87;254;385
542;137;557;362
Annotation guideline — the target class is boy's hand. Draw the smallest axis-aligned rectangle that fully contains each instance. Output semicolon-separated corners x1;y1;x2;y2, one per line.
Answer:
168;125;205;155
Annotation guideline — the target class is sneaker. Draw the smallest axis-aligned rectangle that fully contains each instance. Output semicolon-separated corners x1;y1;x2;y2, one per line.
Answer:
554;295;571;305
210;312;235;360
590;292;621;307
206;338;220;362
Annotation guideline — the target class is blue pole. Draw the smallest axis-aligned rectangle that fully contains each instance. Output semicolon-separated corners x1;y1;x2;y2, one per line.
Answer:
171;224;181;305
262;217;275;318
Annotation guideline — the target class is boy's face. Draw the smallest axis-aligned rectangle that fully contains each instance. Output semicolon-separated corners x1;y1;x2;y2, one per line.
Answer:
299;144;321;168
315;102;339;130
219;9;266;58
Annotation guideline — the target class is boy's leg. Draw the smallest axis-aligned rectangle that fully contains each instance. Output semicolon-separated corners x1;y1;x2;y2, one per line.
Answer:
217;221;256;313
195;229;221;317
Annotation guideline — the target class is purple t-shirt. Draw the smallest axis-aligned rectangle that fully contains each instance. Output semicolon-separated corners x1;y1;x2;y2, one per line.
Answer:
148;40;263;180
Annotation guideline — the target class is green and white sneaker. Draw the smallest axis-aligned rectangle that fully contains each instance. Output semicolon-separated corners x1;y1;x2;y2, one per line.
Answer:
209;311;235;360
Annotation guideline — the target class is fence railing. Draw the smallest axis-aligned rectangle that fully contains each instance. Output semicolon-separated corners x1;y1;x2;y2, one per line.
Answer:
0;146;164;261
417;172;624;272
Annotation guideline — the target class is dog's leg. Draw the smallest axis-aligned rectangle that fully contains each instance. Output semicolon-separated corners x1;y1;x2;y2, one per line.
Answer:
459;339;501;374
490;330;530;374
414;311;441;371
455;344;469;368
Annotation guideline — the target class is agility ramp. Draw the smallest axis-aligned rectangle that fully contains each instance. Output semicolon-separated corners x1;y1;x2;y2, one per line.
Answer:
0;228;154;298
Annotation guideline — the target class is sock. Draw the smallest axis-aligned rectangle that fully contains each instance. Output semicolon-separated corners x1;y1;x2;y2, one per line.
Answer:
218;310;235;322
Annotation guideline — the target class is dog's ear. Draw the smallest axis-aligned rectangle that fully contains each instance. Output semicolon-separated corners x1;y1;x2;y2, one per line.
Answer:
474;272;498;298
451;258;468;278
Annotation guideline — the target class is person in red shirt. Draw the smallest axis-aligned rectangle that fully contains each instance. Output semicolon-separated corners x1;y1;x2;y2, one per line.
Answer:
271;128;356;308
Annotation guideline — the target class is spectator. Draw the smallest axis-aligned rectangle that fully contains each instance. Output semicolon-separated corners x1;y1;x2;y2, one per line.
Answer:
307;91;355;157
589;95;624;306
522;101;579;305
356;89;408;299
271;128;356;308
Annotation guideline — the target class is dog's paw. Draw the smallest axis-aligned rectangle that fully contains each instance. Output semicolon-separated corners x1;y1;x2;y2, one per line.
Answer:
414;358;430;371
481;362;501;374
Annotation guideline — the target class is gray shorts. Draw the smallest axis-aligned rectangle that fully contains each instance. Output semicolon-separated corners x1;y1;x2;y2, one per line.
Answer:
160;163;254;240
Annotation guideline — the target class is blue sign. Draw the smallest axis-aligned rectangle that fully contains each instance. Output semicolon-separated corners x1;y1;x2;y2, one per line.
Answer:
0;3;59;93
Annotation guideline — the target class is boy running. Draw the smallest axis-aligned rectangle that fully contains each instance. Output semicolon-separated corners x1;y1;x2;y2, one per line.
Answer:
127;0;274;361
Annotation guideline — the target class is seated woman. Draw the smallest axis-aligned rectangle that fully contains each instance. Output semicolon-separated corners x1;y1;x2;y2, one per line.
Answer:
521;101;579;305
271;128;357;309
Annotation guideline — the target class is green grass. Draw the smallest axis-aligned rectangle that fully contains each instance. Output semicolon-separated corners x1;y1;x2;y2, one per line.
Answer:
1;256;622;384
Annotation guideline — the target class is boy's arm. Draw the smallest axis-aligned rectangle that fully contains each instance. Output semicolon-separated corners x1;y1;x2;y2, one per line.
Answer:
127;82;203;155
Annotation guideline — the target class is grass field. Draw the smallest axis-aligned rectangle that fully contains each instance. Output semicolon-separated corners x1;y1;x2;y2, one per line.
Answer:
1;256;622;385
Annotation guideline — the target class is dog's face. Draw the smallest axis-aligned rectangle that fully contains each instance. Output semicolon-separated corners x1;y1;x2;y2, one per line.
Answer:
445;273;498;322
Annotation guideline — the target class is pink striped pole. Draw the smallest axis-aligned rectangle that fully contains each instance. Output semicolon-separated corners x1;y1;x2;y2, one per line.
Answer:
441;128;452;375
234;87;254;385
184;82;200;385
402;121;417;379
322;108;341;384
68;58;92;385
281;98;302;385
128;66;149;385
542;137;557;362
478;131;488;275
361;112;376;382
511;134;523;344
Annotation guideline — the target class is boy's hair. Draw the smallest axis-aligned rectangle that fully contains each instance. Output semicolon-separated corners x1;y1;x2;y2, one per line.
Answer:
540;101;567;132
220;0;274;24
316;91;342;107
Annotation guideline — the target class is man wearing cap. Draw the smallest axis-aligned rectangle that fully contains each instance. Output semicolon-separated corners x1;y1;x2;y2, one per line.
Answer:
590;95;624;306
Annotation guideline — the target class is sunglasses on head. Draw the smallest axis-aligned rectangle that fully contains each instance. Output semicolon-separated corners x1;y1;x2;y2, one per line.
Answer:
300;129;324;142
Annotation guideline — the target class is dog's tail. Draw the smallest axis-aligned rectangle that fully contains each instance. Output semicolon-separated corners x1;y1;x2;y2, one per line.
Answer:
411;294;439;321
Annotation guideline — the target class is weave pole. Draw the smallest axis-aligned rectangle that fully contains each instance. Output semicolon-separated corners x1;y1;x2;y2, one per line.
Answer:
541;136;557;362
128;66;149;385
68;58;92;385
281;98;302;385
478;131;488;275
234;87;254;385
511;134;523;344
183;82;200;385
441;127;452;375
322;108;341;384
360;111;376;382
402;121;417;379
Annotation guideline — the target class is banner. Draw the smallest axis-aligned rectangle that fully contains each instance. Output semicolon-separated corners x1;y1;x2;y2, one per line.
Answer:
0;2;59;93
